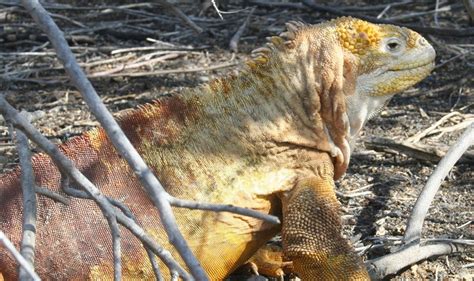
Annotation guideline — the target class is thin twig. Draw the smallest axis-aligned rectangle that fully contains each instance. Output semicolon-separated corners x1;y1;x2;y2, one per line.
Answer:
106;199;164;281
1;53;136;78
365;136;444;162
434;53;466;70
0;230;40;281
433;0;440;26
168;196;281;224
376;4;391;19
210;0;248;19
156;0;203;33
35;186;69;204
211;0;223;19
111;45;198;55
0;51;57;56
48;11;86;28
386;5;450;21
405;111;462;143
336;190;374;199
229;7;255;53
463;0;474;22
108;215;122;281
89;53;181;77
403;123;474;244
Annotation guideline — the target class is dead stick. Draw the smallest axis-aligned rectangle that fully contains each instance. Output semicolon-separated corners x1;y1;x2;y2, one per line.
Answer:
405;111;461;143
10;125;38;280
156;0;203;34
229;7;255;53
403;123;474;244
0;231;40;281
367;241;469;279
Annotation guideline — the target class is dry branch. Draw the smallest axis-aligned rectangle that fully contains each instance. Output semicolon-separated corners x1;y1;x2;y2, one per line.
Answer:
10;126;37;280
364;136;444;162
365;123;474;278
403;123;474;244
229;7;255;52
88;60;238;78
463;0;474;22
34;186;69;204
0;230;40;281
405;111;464;143
168;196;280;224
367;241;470;279
155;0;203;34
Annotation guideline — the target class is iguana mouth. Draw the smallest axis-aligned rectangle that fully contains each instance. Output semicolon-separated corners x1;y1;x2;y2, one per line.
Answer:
388;60;434;71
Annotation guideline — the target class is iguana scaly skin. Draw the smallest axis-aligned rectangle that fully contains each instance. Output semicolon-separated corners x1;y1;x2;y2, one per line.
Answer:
0;17;435;280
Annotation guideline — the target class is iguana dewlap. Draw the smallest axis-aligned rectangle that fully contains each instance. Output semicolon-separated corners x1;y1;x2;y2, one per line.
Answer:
0;17;435;280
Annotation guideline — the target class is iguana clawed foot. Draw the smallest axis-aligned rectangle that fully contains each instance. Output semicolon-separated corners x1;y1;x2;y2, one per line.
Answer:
245;244;294;280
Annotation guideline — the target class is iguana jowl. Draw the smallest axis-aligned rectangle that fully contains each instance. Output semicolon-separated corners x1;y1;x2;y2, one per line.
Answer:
0;17;435;280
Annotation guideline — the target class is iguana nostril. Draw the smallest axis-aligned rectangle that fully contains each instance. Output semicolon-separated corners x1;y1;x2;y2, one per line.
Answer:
418;37;428;46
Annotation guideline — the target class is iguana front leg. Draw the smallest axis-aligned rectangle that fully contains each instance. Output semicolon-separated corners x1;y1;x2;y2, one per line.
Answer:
281;176;369;280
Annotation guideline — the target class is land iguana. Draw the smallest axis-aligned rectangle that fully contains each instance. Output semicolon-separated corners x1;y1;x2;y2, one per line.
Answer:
0;17;435;280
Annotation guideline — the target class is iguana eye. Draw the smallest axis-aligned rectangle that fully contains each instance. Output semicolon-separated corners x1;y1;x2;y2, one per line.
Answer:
384;38;404;54
387;42;399;50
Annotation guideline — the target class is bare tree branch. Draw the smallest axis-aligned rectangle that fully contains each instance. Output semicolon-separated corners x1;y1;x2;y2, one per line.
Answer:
0;231;40;281
403;123;474;244
367;241;470;279
229;7;255;52
10;125;38;281
155;0;203;34
365;123;474;278
168;196;280;224
60;176;163;281
35;186;69;205
463;0;474;22
105;211;122;281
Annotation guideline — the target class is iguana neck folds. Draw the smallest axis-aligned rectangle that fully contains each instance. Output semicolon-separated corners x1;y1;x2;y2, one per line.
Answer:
345;89;394;137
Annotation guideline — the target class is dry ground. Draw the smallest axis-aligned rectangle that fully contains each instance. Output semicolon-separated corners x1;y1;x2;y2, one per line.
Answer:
0;0;472;280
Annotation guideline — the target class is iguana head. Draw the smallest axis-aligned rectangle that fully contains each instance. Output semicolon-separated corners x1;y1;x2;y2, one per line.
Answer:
334;17;436;97
332;17;436;138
